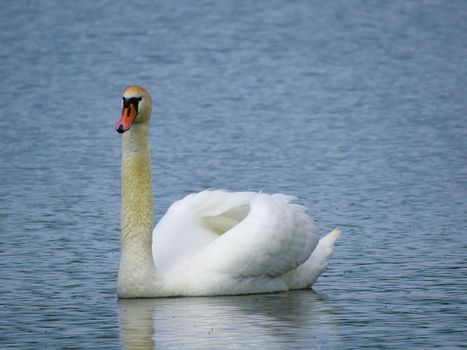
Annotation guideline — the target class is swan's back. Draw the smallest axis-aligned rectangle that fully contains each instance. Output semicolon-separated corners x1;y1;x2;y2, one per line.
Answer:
152;190;319;285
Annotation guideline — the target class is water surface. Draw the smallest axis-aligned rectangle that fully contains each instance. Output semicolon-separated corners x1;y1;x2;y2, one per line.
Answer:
0;0;466;348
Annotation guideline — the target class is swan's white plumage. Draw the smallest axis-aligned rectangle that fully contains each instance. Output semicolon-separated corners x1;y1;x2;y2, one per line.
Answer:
153;190;319;279
117;85;341;298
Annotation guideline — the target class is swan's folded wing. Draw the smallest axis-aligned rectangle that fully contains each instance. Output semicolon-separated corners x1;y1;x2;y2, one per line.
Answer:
152;190;256;268
191;193;319;279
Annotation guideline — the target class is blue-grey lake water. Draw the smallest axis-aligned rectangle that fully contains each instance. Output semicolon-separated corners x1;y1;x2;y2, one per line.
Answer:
1;0;466;348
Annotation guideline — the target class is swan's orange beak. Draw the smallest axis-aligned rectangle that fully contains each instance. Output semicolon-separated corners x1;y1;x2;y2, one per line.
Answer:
116;104;137;133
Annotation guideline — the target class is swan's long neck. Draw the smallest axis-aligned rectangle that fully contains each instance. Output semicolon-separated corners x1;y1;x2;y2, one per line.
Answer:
118;123;158;297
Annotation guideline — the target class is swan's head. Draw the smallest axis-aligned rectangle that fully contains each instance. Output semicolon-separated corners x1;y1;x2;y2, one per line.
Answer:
115;85;152;133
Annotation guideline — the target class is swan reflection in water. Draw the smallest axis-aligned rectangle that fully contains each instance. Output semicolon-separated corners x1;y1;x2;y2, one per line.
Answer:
118;290;339;349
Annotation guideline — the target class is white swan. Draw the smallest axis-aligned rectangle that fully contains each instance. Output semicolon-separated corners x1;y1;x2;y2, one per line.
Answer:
115;85;341;298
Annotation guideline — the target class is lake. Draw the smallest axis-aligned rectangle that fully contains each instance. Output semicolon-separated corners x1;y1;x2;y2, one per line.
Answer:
0;0;466;348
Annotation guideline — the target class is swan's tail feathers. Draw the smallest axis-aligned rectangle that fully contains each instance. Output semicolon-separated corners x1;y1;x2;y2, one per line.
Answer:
318;227;341;258
286;228;341;290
